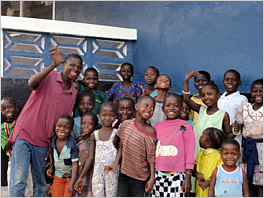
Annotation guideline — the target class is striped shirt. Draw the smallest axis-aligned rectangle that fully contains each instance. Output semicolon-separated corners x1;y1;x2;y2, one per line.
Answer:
117;119;156;181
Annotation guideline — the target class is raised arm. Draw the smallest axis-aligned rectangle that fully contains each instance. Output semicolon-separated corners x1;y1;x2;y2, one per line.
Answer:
183;71;201;113
28;46;62;90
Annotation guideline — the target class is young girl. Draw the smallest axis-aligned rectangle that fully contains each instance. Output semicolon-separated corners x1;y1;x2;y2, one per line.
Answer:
233;78;263;197
194;127;225;197
91;101;119;197
209;139;249;197
106;62;144;106
47;115;79;197
151;93;195;197
148;74;171;127
74;112;98;197
73;68;108;117
143;66;159;97
187;70;211;128
105;95;156;197
180;96;193;126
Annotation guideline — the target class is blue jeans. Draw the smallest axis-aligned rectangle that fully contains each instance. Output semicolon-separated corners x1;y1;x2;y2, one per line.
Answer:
9;136;48;197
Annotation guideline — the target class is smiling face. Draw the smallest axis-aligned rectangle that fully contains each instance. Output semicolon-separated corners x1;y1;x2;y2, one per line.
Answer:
144;67;158;86
99;105;116;127
1;99;17;122
62;56;83;81
223;72;241;95
180;101;190;120
78;96;95;115
221;143;240;168
136;97;155;120
117;99;134;122
155;75;171;90
120;64;133;82
55;118;73;140
163;95;182;120
251;84;263;105
80;114;97;135
201;85;220;107
194;73;209;93
83;70;98;90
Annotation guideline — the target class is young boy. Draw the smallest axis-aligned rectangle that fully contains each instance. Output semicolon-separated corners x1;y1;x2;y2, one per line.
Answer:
113;97;135;129
143;66;159;97
47;115;79;197
218;69;248;147
148;74;171;127
8;46;83;197
105;95;156;196
73;68;108;117
209;139;249;197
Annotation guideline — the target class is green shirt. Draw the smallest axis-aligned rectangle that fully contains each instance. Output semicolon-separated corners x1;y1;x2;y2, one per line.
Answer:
1;122;12;159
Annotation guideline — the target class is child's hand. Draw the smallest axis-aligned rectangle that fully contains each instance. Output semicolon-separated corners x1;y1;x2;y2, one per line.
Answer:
185;71;200;81
182;176;191;195
4;141;12;152
196;172;205;183
46;168;53;179
50;45;62;66
104;165;116;173
199;180;210;190
145;177;155;193
74;178;85;193
68;183;75;196
232;121;241;133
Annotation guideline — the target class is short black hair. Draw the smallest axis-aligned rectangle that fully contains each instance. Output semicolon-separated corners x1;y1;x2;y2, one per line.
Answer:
120;62;134;72
64;54;83;65
206;127;225;149
146;66;160;76
221;139;240;152
118;98;135;110
84;67;99;76
1;96;16;106
202;80;220;94
81;112;98;128
137;95;155;106
251;78;263;92
57;114;74;129
224;69;241;81
78;89;95;105
194;70;211;82
99;101;117;114
164;92;182;105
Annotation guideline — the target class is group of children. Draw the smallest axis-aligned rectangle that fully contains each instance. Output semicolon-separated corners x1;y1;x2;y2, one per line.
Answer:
1;48;263;197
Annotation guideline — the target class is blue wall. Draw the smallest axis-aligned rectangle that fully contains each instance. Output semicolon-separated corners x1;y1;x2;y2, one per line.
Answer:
56;1;263;94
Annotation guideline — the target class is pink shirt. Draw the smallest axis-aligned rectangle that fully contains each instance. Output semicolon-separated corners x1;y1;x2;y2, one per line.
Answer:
9;70;77;147
154;119;195;172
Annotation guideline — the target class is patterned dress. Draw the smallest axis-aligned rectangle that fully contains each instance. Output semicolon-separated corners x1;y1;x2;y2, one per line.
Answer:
92;129;119;197
236;103;263;185
105;81;144;106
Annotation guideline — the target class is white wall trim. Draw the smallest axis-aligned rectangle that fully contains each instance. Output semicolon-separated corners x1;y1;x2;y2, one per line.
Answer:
1;29;3;77
1;16;137;40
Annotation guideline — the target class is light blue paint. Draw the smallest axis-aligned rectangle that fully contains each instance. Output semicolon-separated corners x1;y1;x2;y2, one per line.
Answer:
56;1;263;94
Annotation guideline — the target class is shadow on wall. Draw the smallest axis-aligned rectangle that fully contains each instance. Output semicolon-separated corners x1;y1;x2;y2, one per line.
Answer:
1;77;114;123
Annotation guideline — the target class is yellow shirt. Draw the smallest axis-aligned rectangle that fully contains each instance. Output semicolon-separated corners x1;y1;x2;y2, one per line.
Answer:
195;149;223;197
189;94;206;129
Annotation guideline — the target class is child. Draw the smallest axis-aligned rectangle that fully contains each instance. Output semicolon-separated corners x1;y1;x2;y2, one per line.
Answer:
74;68;108;117
89;101;119;197
209;139;249;197
106;62;144;106
218;69;248;149
8;46;82;197
148;74;171;127
47;115;78;197
151;93;195;197
73;80;81;93
180;96;193;126
187;70;211;128
72;89;96;140
233;78;263;197
113;97;135;129
74;112;98;197
143;66;159;97
194;127;225;197
1;97;17;187
105;95;156;197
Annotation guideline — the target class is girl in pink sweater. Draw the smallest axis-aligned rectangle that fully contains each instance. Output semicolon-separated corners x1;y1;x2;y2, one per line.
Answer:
151;93;195;197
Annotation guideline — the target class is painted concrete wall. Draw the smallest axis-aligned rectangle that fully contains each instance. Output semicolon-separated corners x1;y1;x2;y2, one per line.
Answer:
56;1;263;94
